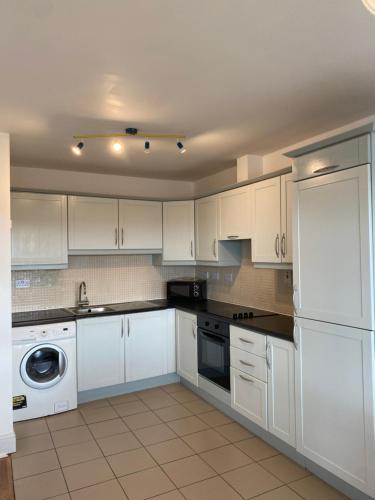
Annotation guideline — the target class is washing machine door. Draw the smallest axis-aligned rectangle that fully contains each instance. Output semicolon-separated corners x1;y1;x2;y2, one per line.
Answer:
20;344;68;389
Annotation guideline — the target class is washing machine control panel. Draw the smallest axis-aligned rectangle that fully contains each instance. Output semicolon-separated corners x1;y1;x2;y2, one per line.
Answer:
12;321;76;342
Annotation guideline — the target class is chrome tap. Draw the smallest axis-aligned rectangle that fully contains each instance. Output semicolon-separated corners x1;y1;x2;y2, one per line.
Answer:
78;281;89;307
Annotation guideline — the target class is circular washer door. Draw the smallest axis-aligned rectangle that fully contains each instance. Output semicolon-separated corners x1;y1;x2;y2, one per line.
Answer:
20;343;68;389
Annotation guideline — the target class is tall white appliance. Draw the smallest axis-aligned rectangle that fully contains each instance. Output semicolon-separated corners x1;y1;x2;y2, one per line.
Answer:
290;132;375;497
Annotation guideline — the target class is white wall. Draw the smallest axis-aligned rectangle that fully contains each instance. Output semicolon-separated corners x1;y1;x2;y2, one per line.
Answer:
11;166;194;200
0;133;15;455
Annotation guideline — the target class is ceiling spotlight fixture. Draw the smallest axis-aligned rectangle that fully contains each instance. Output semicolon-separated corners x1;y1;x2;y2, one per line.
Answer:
362;0;375;14
72;142;84;155
144;140;150;154
112;140;123;153
177;141;186;154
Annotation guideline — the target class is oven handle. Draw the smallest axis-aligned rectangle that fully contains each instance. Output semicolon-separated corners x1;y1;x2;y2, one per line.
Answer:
199;329;227;344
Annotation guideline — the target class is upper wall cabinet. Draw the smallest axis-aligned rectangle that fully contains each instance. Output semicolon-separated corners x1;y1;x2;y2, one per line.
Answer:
219;186;252;240
163;201;195;261
11;192;68;270
119;200;162;250
252;173;293;264
195;195;219;262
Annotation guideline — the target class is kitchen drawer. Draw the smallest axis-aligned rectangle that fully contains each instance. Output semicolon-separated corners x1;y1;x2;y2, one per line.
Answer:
231;367;268;430
230;326;266;357
230;346;267;383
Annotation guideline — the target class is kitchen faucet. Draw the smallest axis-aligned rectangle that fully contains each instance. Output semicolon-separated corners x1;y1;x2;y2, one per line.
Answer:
78;281;89;307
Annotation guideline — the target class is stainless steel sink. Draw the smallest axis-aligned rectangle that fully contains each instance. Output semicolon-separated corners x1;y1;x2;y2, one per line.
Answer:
65;306;114;315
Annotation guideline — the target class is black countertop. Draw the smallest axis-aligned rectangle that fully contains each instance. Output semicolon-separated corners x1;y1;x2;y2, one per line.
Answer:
12;299;294;341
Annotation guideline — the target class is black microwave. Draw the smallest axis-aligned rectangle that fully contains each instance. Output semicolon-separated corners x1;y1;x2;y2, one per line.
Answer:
167;278;207;301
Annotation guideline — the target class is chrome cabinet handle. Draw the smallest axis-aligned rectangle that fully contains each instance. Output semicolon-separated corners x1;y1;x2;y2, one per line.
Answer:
292;285;298;314
227;235;239;239
192;323;196;338
293;320;298;350
281;233;286;258
239;337;254;344
127;318;130;337
240;374;254;383
121;228;124;246
115;228;118;246
266;341;271;370
213;239;217;257
275;234;280;258
58;353;66;377
121;318;124;338
190;240;193;257
239;360;255;367
313;164;339;175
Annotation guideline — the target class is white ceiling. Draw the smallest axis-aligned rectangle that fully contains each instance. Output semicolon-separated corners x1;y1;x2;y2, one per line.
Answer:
1;0;375;180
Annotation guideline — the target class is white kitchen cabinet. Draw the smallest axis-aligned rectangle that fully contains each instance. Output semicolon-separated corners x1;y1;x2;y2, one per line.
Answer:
219;186;252;240
176;310;198;386
293;164;373;330
11;192;68;269
77;315;125;392
125;310;175;382
252;173;293;264
163;201;195;261
119;199;162;250
295;318;375;496
68;196;119;250
267;336;295;446
195;195;218;261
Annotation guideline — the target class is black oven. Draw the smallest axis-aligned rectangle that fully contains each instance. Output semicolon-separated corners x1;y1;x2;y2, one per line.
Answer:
197;315;230;392
167;278;207;301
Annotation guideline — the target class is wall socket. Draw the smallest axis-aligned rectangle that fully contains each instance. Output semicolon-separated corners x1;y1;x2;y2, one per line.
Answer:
283;270;292;287
224;272;233;283
200;271;209;280
210;271;220;281
16;279;31;289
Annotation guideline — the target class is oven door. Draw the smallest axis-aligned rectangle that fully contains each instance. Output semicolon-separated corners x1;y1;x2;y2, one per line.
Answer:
198;328;230;391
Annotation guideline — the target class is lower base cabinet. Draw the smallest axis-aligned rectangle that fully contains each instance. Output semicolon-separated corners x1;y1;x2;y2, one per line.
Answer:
176;310;198;386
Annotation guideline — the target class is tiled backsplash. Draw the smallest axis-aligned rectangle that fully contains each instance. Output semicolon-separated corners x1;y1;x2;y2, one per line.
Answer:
12;244;293;315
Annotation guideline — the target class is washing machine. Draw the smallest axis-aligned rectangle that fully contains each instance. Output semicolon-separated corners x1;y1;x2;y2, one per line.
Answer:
12;321;77;422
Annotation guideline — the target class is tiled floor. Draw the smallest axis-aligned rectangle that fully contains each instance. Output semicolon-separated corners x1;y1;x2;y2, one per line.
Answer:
11;383;348;500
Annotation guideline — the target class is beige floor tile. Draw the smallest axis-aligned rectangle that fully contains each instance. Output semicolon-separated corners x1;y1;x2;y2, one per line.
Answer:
170;389;199;404
119;466;175;500
14;418;49;438
78;399;110;410
89;418;129;439
80;405;118;424
137;388;166;400
108;393;140;405
223;463;283;498
161;454;216;487
12;449;60;480
70;478;127;500
182;429;229;453
134;423;177;446
167;416;209;436
97;431;142;456
147;438;195;464
183;399;214;414
251;485;304;500
151;491;184;500
114;400;149;417
46;495;71;500
13;432;54;458
260;455;310;483
180;475;242;500
215;422;253;442
63;457;114;491
14;469;67;500
47;410;85;431
200;444;253;474
123;411;162;430
289;475;349;499
56;440;103;467
236;437;280;461
154;404;193;422
107;447;156;477
198;409;232;427
161;383;185;394
51;425;93;448
142;393;178;410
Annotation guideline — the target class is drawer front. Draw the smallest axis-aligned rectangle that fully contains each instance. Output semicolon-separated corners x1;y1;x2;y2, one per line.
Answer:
230;347;267;382
230;326;266;357
231;367;268;430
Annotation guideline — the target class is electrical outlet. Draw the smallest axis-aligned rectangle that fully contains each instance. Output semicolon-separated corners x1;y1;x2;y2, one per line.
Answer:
224;272;233;283
211;271;220;281
16;279;31;289
284;270;292;287
200;271;209;280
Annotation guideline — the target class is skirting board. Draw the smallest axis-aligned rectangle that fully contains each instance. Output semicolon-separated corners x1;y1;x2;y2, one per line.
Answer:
0;432;16;456
181;377;373;500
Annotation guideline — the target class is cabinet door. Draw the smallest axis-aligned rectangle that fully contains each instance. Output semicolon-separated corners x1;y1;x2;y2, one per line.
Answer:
295;318;375;495
68;196;119;250
293;164;373;330
163;201;195;260
195;196;218;261
280;174;293;263
231;367;267;430
119;200;162;250
176;310;198;386
77;316;124;391
252;177;281;263
125;310;170;382
11;193;67;267
219;186;252;240
267;337;295;446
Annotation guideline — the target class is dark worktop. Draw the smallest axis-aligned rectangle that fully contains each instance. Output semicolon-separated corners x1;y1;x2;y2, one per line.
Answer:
12;299;294;341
